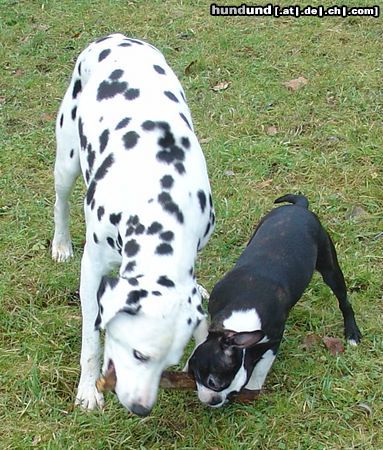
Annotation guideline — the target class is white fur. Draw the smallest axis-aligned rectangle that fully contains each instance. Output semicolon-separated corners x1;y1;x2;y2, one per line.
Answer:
52;34;214;413
223;309;262;333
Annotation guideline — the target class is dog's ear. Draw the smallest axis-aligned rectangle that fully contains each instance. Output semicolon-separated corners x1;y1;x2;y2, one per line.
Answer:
95;276;145;330
221;330;264;349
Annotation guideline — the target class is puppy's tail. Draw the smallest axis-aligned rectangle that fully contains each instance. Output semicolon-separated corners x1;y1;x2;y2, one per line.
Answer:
274;194;309;209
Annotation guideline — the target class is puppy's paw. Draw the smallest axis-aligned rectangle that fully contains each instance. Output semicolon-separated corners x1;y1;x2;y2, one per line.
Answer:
197;284;209;300
52;240;73;262
75;382;105;410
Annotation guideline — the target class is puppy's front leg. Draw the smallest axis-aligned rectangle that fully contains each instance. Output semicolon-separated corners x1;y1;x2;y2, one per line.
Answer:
75;246;105;410
245;349;276;391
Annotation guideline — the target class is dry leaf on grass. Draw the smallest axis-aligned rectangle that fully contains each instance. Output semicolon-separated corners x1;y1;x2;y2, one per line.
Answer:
283;76;308;91
322;336;344;356
184;60;197;75
302;334;321;351
267;126;278;136
212;81;230;92
256;179;273;189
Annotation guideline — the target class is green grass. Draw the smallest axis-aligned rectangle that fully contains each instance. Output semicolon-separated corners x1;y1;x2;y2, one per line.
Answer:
1;0;382;448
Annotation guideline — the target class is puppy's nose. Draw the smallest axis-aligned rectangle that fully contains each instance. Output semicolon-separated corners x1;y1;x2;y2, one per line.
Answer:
209;396;223;407
129;403;151;417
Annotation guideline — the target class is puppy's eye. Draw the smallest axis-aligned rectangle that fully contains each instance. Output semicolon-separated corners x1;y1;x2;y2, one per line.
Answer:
133;349;150;362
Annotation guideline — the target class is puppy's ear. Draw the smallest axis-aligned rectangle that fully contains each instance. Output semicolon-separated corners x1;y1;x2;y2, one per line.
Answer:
221;330;264;349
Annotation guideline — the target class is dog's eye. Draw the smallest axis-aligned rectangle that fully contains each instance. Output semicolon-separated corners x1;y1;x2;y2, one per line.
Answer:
133;349;150;362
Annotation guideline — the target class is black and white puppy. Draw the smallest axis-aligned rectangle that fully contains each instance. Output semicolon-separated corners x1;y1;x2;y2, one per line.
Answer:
52;34;215;416
188;194;361;407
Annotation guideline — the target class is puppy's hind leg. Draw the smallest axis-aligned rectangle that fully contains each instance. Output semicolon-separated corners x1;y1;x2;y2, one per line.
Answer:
316;234;362;345
52;94;81;262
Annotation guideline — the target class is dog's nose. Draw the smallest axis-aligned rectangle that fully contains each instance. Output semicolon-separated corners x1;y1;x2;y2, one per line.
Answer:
208;396;223;407
129;403;151;417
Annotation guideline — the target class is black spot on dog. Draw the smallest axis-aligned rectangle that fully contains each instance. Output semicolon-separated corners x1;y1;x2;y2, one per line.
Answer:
71;106;77;120
158;130;175;148
197;304;204;314
125;226;134;237
95;36;111;44
99;49;111;62
97;80;127;101
107;237;115;248
124;88;140;100
99;129;109;153
204;222;211;237
128;277;139;286
126;38;144;45
164;91;179;103
116;117;131;130
109;69;124;80
110;212;122;225
181;137;190;149
197;190;207;213
160;175;174;189
86;181;97;206
91;199;96;210
93;233;99;244
128;215;139;225
127;289;148;304
72;79;82;99
135;224;145;235
160;231;174;241
192;287;197;295
87;146;96;171
70;149;74;158
125;261;136;272
180;90;186;102
175;162;186;174
122;131;140;150
147;222;163;234
153;64;165;74
125;239;139;257
209;194;213;208
188;297;191;304
152;291;162;296
78;118;87;150
187;318;192;325
142;120;155;131
95;154;114;181
157;276;175;287
156;145;185;166
179;112;192;130
157;121;170;131
85;170;90;184
156;243;173;255
189;267;194;276
119;42;132;47
117;233;123;248
60;113;64;127
157;192;184;223
97;206;105;221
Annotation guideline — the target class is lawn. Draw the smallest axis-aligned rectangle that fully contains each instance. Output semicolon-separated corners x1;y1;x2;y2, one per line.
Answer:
0;0;382;448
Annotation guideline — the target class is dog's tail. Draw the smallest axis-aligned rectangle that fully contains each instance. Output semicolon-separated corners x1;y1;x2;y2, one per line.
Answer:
274;194;309;209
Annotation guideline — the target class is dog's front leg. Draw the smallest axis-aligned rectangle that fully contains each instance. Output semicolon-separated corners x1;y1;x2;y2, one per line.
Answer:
183;316;209;372
75;247;105;410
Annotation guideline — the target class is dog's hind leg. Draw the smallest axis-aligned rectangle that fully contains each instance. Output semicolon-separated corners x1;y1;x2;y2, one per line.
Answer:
316;234;361;345
52;90;81;262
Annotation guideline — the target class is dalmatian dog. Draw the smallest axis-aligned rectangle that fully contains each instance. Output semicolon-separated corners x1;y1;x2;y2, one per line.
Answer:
52;34;215;416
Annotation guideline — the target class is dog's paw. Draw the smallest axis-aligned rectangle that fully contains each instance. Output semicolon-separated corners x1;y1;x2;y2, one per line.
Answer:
75;383;105;410
197;284;209;300
52;240;73;262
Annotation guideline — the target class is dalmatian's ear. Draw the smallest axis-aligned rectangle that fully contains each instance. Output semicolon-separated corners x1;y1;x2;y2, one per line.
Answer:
95;276;142;329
